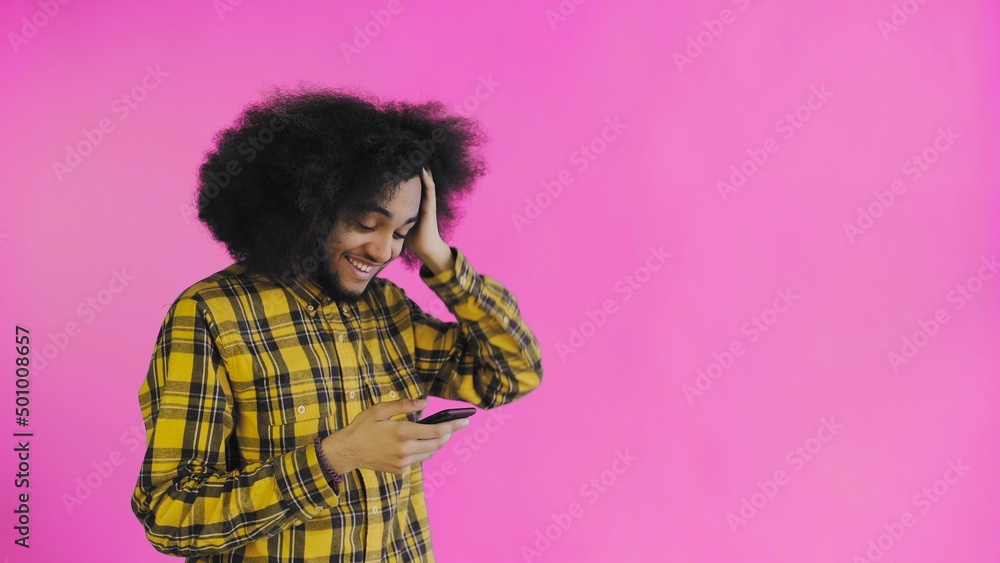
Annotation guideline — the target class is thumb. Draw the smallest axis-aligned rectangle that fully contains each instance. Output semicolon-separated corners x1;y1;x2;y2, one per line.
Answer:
375;398;427;420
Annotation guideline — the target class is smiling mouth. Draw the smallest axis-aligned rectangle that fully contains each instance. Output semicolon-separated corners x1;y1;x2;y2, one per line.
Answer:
345;256;378;277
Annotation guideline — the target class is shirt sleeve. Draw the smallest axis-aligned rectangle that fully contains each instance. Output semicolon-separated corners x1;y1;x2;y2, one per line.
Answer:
130;297;341;557
409;246;544;408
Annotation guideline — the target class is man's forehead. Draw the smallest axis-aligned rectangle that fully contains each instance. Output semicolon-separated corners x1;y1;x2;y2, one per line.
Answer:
353;203;418;223
340;175;420;219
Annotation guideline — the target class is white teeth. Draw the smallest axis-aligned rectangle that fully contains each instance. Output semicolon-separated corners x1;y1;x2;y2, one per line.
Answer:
348;258;373;273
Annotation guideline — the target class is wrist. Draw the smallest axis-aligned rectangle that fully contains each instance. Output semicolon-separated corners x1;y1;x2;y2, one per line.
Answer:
319;431;355;476
420;242;454;276
314;436;343;484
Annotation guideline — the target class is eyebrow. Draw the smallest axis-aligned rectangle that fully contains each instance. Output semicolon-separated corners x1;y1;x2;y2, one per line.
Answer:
357;204;419;225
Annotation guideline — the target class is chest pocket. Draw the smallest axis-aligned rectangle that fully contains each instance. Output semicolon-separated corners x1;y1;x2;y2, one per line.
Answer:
368;362;424;423
228;333;340;427
249;364;343;462
269;367;336;424
224;338;342;463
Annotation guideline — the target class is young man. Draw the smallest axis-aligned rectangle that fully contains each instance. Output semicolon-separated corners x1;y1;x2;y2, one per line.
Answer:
130;87;543;562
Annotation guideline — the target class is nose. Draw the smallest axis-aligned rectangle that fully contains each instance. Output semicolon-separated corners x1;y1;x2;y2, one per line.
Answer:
365;233;394;264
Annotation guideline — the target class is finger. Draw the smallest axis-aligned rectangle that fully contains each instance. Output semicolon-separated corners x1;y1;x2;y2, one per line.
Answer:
445;418;469;434
399;452;433;470
373;398;428;421
404;432;454;457
419;169;438;223
400;418;469;440
421;167;436;196
411;446;444;465
396;421;441;440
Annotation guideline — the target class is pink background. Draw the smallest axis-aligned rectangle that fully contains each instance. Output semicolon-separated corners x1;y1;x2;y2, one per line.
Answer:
2;0;999;561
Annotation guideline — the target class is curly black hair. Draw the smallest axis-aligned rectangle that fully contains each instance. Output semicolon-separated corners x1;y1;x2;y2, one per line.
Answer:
194;84;488;283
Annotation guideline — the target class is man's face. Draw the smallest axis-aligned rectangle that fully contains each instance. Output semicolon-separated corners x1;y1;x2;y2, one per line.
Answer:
317;175;422;303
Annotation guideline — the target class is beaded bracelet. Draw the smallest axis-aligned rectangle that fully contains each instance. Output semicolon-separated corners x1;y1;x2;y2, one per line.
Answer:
313;435;344;484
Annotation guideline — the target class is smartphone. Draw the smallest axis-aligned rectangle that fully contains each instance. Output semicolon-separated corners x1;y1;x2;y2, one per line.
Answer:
417;407;476;424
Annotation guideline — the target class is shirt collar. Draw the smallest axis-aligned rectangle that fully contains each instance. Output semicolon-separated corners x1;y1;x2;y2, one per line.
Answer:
228;262;336;312
283;273;334;311
276;268;370;317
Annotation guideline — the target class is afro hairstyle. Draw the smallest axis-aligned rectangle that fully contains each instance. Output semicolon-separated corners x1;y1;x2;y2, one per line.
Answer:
194;84;488;284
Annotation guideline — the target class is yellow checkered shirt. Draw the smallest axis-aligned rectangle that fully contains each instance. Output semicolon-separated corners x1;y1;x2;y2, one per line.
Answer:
130;247;543;561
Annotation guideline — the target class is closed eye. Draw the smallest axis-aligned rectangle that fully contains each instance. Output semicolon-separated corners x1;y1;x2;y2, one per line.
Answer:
358;221;408;240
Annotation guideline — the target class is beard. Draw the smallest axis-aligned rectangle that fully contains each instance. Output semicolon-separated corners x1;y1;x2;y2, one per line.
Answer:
315;257;370;304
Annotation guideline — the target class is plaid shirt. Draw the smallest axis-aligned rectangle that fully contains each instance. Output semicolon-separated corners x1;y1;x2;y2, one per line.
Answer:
130;247;543;562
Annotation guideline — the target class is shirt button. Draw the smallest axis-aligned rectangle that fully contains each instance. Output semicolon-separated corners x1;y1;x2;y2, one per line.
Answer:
349;391;356;399
342;304;350;314
307;305;315;312
338;334;345;343
459;274;467;284
503;315;509;324
297;405;306;414
371;506;379;515
389;391;397;399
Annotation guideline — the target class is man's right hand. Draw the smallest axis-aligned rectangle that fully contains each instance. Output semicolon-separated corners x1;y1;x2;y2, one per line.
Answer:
320;398;470;476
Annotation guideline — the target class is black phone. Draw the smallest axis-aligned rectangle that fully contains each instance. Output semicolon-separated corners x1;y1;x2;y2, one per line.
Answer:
417;407;476;424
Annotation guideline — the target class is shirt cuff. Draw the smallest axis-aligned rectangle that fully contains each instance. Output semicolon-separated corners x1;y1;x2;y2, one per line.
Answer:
419;247;483;307
274;441;341;523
